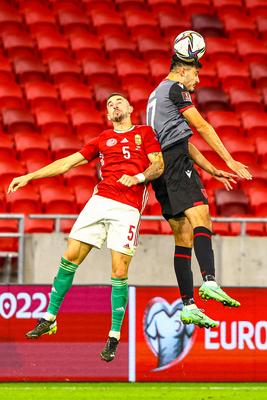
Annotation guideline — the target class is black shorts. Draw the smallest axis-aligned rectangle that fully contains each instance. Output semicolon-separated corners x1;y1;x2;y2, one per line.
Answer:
152;139;209;220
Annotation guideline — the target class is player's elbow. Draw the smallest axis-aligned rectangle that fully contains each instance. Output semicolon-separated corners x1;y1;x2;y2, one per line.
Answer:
157;160;164;177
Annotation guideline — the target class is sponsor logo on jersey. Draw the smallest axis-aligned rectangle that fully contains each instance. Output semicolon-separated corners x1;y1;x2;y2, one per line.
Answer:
123;243;130;249
181;91;192;102
121;138;128;143
185;169;192;178
106;138;117;147
134;134;142;145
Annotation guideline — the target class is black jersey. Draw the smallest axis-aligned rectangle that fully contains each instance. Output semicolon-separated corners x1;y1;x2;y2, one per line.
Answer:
146;80;194;150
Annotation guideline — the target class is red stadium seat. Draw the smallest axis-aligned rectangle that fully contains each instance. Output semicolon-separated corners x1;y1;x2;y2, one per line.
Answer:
58;82;93;109
239;166;267;192
69;106;104;131
90;10;124;30
256;16;267;40
159;220;172;234
13;57;47;83
115;0;145;11
69;31;103;62
82;59;116;84
198;61;219;88
247;187;267;216
50;135;83;159
14;132;49;160
250;62;267;88
215;189;249;216
220;13;256;38
24;158;63;189
206;111;243;136
39;185;77;214
230;218;266;236
212;0;243;15
0;134;15;160
124;83;153;109
25;218;54;233
195;87;229;112
93;83;122;107
240;111;267;138
0;54;14;82
1;108;35;132
2;31;35;58
57;9;90;33
78;127;102;143
217;60;251;92
104;35;137;59
51;0;84;13
0;6;22;34
64;165;98;187
262;87;267;109
34;107;68;131
191;14;224;37
21;3;56;28
0;219;18;252
0;191;7;212
212;222;231;236
7;186;41;214
148;57;170;83
245;0;267;19
137;36;170;58
0;82;24;110
180;0;213;15
139;220;161;234
24;82;58;110
35;31;69;60
115;56;149;81
47;59;82;83
236;38;267;63
255;137;267;167
74;183;96;211
158;12;190;38
205;37;236;62
221;137;255;167
124;10;158;31
0;159;25;190
228;87;263;112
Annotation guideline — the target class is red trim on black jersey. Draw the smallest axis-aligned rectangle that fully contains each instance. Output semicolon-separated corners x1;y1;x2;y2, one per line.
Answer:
180;105;194;113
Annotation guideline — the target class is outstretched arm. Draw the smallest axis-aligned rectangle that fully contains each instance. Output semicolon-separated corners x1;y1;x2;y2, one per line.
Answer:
189;142;237;191
117;151;164;187
183;107;252;180
8;152;88;193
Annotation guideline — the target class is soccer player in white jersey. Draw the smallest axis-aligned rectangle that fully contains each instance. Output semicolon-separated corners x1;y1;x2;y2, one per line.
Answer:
8;93;164;362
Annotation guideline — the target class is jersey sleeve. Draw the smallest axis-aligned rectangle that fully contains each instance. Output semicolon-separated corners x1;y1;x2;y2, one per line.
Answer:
169;82;194;113
142;126;161;154
79;137;99;161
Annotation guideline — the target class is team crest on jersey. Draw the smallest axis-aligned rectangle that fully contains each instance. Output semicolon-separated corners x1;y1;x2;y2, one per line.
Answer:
181;91;192;102
106;138;117;147
135;134;142;145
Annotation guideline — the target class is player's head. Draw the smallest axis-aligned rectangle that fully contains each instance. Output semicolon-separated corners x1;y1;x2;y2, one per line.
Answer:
169;54;202;92
106;93;133;123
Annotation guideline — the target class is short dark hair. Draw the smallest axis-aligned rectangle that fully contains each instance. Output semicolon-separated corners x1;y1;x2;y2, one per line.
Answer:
106;92;128;103
170;54;202;71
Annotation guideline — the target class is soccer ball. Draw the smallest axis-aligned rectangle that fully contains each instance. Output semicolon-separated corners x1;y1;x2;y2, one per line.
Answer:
173;31;206;62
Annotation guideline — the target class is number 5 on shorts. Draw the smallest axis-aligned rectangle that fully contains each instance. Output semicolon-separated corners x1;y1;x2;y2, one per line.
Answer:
127;225;136;241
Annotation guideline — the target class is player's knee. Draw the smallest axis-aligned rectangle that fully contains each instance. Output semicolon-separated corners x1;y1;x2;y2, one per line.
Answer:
174;231;193;247
112;267;128;279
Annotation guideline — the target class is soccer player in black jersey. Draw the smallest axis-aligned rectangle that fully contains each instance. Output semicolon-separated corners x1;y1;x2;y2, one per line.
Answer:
147;54;252;328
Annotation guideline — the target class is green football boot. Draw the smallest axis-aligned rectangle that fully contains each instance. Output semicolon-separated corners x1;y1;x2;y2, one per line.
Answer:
180;306;219;328
26;318;57;339
199;282;240;307
100;337;119;362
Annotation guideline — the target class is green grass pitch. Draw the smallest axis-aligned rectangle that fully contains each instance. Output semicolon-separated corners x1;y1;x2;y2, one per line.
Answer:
0;383;267;400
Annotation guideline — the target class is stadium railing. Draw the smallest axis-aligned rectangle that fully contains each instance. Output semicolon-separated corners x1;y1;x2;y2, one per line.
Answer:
0;214;267;283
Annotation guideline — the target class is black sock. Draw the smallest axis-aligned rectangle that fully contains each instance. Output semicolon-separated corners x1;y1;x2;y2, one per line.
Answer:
174;246;194;304
193;226;215;280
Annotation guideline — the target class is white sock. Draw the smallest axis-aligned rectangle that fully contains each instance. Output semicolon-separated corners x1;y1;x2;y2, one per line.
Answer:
43;312;56;322
109;330;120;340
